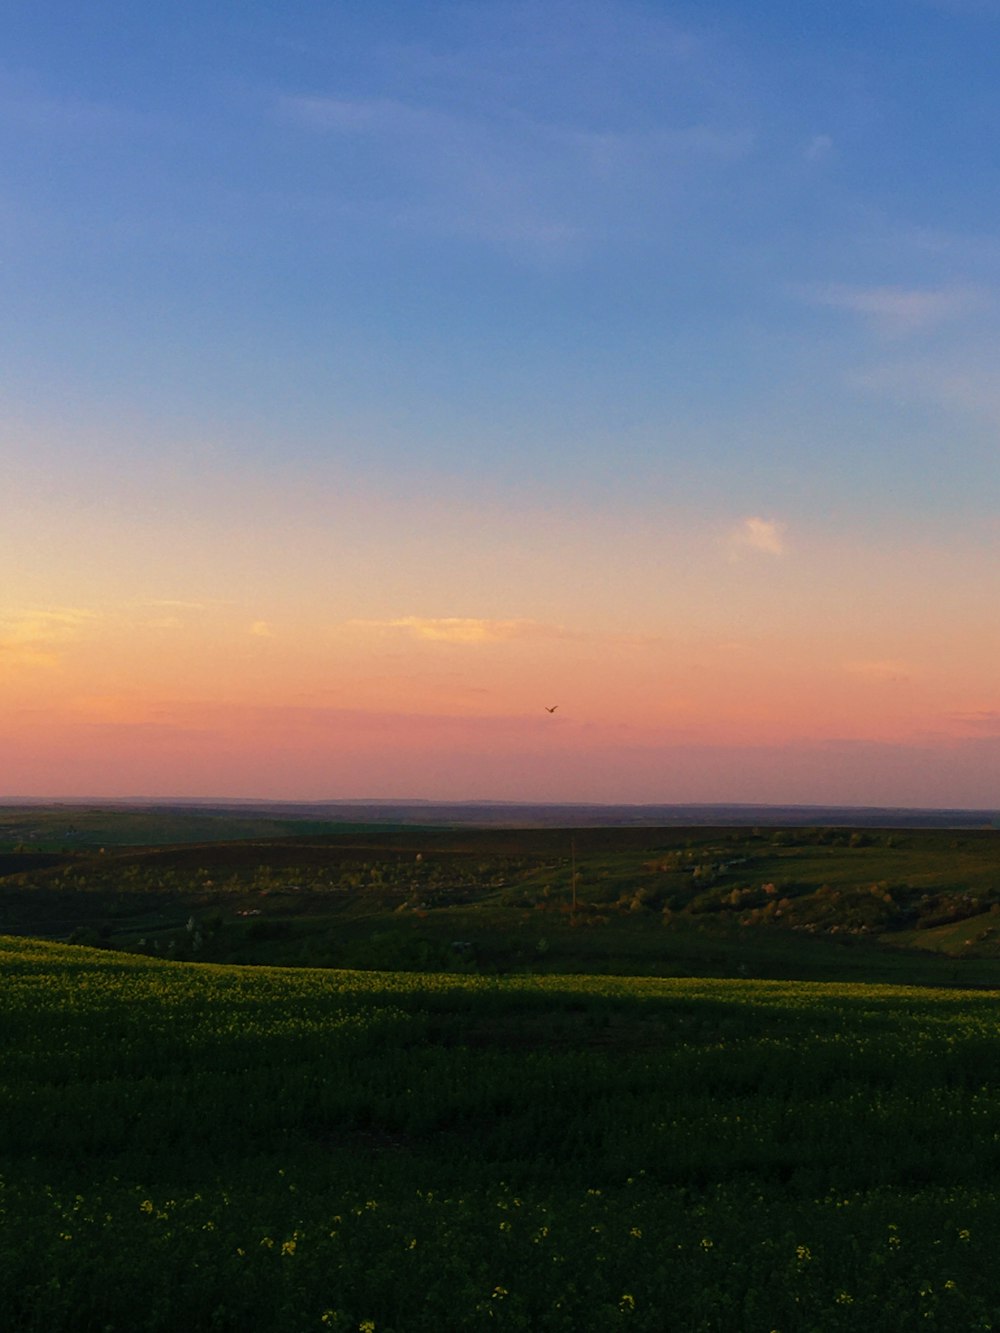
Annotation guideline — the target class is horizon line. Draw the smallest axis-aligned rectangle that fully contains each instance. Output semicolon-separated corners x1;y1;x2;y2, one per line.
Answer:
2;795;997;815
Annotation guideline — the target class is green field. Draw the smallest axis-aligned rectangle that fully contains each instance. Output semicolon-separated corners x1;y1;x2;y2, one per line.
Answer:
3;935;1000;1330
6;815;1000;985
5;813;1000;1327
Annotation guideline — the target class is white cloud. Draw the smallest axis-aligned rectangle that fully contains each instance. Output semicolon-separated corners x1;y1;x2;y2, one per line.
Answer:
802;283;983;335
729;517;786;557
281;94;443;139
279;93;591;256
0;608;96;669
804;134;833;161
346;616;664;647
276;52;753;261
349;616;564;644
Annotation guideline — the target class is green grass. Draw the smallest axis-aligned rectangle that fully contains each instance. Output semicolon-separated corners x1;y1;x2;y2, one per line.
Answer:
8;822;1000;985
3;936;1000;1330
7;816;1000;1326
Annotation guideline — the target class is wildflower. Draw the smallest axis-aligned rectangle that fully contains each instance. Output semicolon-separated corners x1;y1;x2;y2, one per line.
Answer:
944;1280;957;1291
629;1227;642;1239
700;1237;713;1250
958;1228;971;1242
281;1239;297;1256
359;1321;375;1333
491;1286;508;1300
139;1200;154;1214
796;1246;812;1263
835;1292;854;1306
619;1294;636;1313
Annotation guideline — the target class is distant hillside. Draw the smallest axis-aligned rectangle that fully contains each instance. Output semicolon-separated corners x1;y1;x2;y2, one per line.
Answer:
2;797;996;837
6;820;1000;986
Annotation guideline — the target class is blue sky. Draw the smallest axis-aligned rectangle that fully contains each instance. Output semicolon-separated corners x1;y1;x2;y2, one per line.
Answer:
4;1;1000;803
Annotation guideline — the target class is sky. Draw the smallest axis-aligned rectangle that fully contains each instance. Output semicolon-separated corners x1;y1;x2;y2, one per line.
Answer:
3;0;1000;807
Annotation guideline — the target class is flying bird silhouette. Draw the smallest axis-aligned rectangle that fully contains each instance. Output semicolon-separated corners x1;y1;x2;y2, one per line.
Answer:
545;705;558;713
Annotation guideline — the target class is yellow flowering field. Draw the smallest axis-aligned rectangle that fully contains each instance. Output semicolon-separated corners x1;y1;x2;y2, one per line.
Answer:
2;935;1000;1330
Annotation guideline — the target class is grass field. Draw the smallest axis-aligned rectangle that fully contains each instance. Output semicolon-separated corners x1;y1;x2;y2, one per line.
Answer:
3;935;1000;1331
6;815;1000;985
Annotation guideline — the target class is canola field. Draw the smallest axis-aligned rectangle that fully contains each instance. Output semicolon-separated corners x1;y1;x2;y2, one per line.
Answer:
2;936;1000;1331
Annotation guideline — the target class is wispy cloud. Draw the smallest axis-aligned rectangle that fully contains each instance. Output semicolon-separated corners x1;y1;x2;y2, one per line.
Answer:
949;709;1000;731
348;616;570;644
143;599;210;611
346;616;663;647
853;355;1000;424
286;91;747;166
0;70;146;139
728;517;786;557
804;134;833;162
283;94;443;138
268;0;757;263
801;283;983;335
133;600;210;632
277;76;751;258
279;92;582;255
0;608;96;669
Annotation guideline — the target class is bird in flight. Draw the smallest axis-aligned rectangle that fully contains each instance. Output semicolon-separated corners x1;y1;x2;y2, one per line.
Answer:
545;705;558;713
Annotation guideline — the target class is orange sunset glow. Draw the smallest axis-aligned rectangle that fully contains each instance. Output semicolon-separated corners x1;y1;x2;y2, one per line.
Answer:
4;0;1000;811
